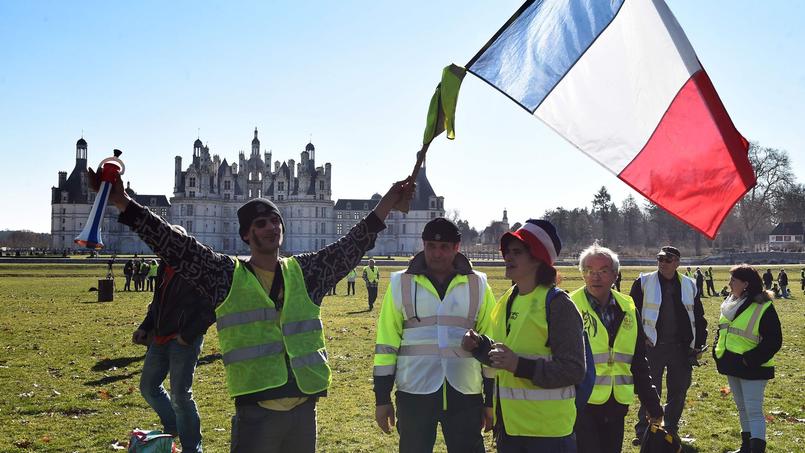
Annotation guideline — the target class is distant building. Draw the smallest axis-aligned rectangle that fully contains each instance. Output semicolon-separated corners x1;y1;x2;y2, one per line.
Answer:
51;132;445;255
768;222;804;251
480;209;510;244
334;167;444;255
50;138;162;253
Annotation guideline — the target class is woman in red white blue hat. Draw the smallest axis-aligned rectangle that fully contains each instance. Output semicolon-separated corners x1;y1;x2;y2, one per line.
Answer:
463;219;586;452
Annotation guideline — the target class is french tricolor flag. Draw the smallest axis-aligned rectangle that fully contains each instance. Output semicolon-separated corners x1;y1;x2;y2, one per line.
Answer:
467;0;756;239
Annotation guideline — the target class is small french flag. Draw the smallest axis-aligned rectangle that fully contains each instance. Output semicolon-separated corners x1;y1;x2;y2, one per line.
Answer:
467;0;755;239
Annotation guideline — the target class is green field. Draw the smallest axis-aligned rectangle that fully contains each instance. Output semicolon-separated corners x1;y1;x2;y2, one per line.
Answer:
0;263;802;452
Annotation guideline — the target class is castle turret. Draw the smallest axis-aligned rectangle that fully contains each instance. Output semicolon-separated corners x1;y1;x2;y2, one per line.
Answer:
251;127;260;157
174;156;182;194
76;137;88;164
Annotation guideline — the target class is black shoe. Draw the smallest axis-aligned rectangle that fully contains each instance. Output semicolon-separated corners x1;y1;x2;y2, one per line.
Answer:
749;438;766;453
728;431;751;453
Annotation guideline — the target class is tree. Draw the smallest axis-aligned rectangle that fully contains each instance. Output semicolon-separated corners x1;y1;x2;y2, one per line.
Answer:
773;183;805;223
592;186;613;244
736;142;795;245
620;195;643;247
510;222;522;232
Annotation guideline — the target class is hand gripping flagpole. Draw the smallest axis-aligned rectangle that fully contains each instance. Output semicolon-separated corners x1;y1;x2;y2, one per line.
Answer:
75;149;125;250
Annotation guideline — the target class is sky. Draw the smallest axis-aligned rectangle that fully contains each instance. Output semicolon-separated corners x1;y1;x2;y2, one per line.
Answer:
1;1;803;233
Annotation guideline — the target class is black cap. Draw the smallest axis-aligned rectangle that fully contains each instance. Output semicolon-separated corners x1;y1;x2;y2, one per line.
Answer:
237;198;284;243
657;246;681;258
421;218;461;243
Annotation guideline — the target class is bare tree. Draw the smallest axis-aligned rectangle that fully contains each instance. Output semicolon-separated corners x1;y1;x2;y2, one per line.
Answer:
736;142;795;245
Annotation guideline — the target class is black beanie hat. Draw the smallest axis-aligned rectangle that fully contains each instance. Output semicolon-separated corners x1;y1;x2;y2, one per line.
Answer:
421;217;461;243
237;198;285;243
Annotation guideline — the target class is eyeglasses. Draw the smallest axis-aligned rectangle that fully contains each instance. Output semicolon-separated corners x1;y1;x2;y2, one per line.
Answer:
657;256;676;263
582;268;612;278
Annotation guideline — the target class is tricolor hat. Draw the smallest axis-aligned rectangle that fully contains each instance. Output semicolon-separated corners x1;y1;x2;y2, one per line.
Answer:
500;219;562;266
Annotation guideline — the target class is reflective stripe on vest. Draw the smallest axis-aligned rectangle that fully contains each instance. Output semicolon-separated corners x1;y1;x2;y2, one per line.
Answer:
217;307;279;331
397;344;473;358
498;385;576;401
491;285;576;437
594;375;634;385
222;341;284;365
639;271;697;348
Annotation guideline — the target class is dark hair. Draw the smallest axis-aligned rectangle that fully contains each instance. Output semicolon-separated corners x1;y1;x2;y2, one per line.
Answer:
730;264;765;301
536;263;560;286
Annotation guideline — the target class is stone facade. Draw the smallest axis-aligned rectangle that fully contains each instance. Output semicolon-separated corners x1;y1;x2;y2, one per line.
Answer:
51;131;444;255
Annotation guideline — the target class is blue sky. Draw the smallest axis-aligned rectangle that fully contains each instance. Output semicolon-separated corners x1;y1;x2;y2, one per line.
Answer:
1;1;803;233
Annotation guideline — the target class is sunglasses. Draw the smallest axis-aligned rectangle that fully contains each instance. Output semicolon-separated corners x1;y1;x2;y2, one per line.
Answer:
657;256;676;263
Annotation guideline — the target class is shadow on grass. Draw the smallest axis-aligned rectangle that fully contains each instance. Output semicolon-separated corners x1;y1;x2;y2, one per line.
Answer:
91;355;145;371
346;309;372;315
84;370;140;386
197;353;222;366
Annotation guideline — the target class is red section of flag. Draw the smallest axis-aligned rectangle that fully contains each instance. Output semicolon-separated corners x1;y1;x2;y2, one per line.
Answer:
619;70;755;239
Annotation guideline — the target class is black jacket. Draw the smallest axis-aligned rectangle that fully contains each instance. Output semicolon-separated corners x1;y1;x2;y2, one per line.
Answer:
629;272;707;350
138;263;216;343
713;296;782;380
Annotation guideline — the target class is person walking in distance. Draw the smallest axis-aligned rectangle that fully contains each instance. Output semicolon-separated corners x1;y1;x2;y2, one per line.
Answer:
363;259;380;310
346;268;357;296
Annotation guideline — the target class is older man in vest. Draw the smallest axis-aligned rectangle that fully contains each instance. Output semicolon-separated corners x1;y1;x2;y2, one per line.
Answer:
629;246;707;445
90;166;415;453
373;218;496;452
570;244;662;453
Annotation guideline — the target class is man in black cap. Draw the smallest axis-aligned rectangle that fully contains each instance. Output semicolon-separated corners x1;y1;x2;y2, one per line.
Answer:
90;166;415;453
373;217;497;452
629;246;707;445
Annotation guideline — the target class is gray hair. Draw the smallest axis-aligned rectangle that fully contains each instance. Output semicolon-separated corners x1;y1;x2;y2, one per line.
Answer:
578;242;620;274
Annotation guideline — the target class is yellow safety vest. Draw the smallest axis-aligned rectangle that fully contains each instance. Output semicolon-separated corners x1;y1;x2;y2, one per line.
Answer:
215;257;331;398
714;300;775;367
570;288;637;405
373;271;487;394
491;285;576;437
364;266;380;283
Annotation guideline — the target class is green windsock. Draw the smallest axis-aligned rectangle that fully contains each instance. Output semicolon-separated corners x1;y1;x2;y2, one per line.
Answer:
423;64;467;145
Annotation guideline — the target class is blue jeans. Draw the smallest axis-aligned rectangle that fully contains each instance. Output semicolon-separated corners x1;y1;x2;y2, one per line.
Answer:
140;335;204;453
727;375;768;440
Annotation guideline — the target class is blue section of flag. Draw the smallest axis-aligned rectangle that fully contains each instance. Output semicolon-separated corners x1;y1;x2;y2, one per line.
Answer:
468;0;624;113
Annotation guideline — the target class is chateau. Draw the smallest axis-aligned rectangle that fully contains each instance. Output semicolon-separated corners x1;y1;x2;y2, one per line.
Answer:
51;130;444;255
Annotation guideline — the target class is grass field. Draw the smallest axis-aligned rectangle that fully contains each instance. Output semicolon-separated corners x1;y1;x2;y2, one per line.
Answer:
0;263;802;452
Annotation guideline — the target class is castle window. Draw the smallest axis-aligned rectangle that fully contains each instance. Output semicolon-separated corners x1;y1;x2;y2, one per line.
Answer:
278;181;285;191
430;211;436;218
224;193;230;200
402;224;406;234
150;198;156;206
319;194;324;200
321;222;325;234
336;224;343;235
363;203;368;210
353;213;359;220
189;191;195;198
189;177;196;187
346;203;351;210
337;212;342;219
430;201;435;208
187;221;193;232
224;180;231;190
278;194;284;201
315;223;319;234
316;207;319;217
388;225;394;234
319;181;324;190
187;205;194;216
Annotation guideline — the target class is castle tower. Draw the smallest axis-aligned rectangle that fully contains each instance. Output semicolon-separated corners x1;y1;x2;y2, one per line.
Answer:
251;127;260;157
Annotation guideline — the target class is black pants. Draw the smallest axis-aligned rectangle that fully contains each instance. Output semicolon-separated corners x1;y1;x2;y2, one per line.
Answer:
230;399;317;453
636;343;691;436
706;280;717;296
347;281;355;295
575;405;626;453
396;386;485;453
367;285;378;309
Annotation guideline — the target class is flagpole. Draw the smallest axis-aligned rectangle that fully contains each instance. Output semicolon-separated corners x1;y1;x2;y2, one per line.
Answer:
410;143;429;181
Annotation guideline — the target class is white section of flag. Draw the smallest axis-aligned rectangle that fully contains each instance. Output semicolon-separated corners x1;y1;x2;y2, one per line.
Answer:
534;0;702;174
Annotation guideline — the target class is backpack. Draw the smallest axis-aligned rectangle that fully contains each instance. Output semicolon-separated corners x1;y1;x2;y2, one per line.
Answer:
505;286;596;414
128;429;176;453
544;286;596;415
